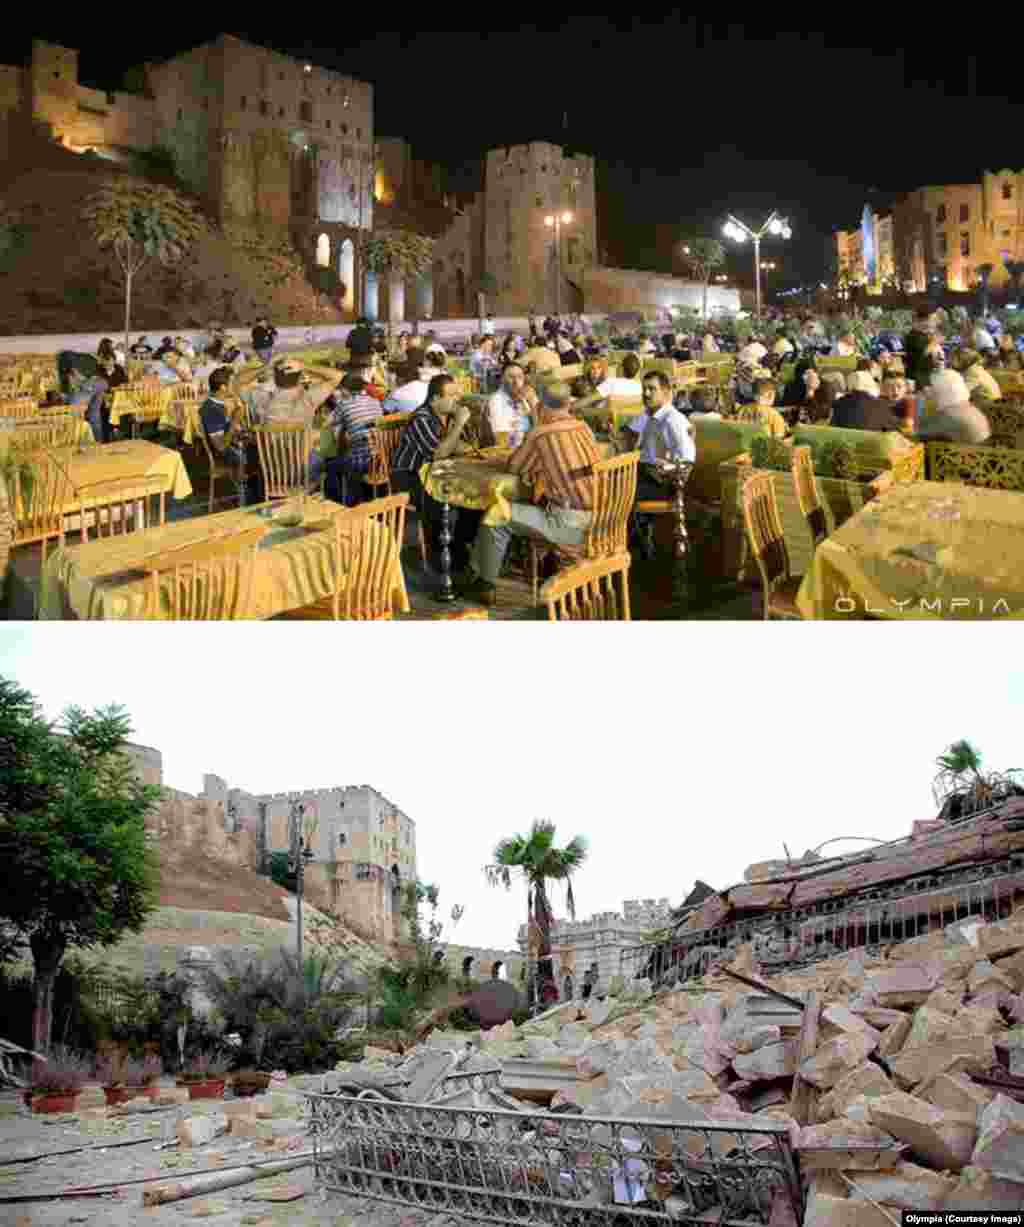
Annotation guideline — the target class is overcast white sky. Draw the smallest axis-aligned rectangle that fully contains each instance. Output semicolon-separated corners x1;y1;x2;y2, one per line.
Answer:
1;625;1021;952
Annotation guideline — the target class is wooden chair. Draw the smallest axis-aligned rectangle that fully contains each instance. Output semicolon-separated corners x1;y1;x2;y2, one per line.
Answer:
790;446;828;549
0;398;43;421
7;420;81;454
70;474;166;545
253;423;314;501
541;553;632;621
129;382;169;439
7;453;75;562
279;499;404;621
194;417;244;514
740;471;803;620
146;547;258;620
527;450;640;605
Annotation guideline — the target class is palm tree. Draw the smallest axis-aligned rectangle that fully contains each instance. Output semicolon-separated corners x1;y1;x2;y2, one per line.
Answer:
933;738;990;815
484;820;588;1007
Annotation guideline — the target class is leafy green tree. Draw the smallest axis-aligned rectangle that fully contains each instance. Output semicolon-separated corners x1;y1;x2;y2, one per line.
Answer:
268;851;297;893
675;238;726;322
0;678;162;1056
81;177;206;354
375;881;463;1034
484;820;588;1004
361;228;435;337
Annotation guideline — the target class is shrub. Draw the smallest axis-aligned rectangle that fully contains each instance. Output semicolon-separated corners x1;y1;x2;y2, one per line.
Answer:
269;851;296;892
749;435;790;472
32;1046;91;1093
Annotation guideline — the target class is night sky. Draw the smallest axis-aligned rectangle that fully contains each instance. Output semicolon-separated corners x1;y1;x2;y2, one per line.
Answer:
14;20;1024;289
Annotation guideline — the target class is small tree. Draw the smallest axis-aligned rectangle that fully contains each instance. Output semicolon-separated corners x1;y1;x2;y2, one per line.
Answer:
81;177;207;354
0;679;162;1057
675;238;726;321
361;229;435;342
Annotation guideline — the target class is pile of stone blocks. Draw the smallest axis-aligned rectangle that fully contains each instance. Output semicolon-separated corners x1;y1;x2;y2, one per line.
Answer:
408;910;1024;1220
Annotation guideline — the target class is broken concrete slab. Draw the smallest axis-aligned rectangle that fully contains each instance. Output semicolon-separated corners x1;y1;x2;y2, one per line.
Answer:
735;1024;782;1054
971;1093;1024;1184
818;1062;894;1121
841;1161;957;1211
500;1058;594;1103
968;959;1016;997
178;1111;229;1147
796;1119;902;1170
799;1030;877;1090
888;1035;996;1089
733;1040;799;1080
877;1014;913;1059
820;1006;882;1046
868;1091;977;1172
918;1071;997;1117
977;920;1024;961
803;1188;891;1227
864;964;937;1008
905;1006;960;1050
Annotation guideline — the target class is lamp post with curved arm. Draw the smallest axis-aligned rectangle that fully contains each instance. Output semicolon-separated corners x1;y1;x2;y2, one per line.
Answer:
722;212;792;320
544;211;573;316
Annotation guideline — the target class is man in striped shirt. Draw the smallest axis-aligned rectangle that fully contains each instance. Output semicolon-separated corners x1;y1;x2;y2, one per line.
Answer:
316;372;381;505
392;373;480;571
461;381;601;607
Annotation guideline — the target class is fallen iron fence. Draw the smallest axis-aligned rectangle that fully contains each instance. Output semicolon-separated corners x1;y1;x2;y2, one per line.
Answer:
620;857;1024;987
303;1091;803;1227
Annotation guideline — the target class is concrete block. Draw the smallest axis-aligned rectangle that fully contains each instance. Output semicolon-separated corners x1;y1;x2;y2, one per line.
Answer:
971;1093;1024;1183
550;1076;609;1111
796;1120;900;1170
177;1111;228;1147
865;964;937;1007
576;1039;628;1079
877;1014;913;1058
968;960;1016;997
76;1085;106;1109
820;1005;881;1046
842;1161;957;1211
223;1100;258;1122
799;1030;877;1090
230;1116;276;1141
734;1024;782;1054
923;986;964;1015
977;920;1024;961
905;1007;958;1050
853;1007;908;1030
918;1071;996;1118
954;1005;1003;1035
732;1040;799;1080
889;1034;997;1089
804;1189;890;1227
500;1058;591;1103
825;1062;895;1119
153;1087;191;1106
523;1037;562;1060
996;949;1024;991
868;1091;977;1172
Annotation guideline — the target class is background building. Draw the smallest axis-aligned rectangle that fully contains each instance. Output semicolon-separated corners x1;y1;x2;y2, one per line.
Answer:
519;897;672;1000
838;172;1024;295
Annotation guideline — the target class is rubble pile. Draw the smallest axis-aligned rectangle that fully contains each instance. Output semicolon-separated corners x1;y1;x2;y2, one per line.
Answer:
385;910;1024;1220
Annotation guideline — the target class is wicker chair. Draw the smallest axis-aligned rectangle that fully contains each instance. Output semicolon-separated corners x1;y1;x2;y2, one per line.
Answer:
193;417;245;513
0;398;44;421
541;553;632;621
253;423;314;501
790;446;828;549
7;454;75;562
146;547;259;620
527;450;640;605
70;474;166;545
740;471;803;620
278;496;407;621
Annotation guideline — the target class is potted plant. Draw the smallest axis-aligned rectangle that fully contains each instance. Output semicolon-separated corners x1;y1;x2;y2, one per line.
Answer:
231;1068;271;1098
175;1049;232;1100
125;1053;164;1101
30;1047;90;1114
95;1051;139;1106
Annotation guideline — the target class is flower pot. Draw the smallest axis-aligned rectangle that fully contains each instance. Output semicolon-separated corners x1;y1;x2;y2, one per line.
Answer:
232;1074;270;1097
102;1086;137;1106
32;1091;80;1114
176;1078;226;1100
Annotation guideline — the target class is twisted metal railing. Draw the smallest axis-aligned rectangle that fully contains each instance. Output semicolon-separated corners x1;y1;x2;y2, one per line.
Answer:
303;1091;803;1226
621;856;1024;987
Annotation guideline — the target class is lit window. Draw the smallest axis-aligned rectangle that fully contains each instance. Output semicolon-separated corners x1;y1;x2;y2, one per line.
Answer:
240;96;247;109
960;232;970;257
278;106;285;118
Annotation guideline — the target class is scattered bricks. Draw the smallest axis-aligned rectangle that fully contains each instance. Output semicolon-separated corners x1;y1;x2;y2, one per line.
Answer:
968;960;1015;997
997;949;1024;992
971;1093;1024;1183
977;920;1024;961
555;1023;591;1050
733;1040;799;1080
877;1014;913;1058
918;1071;997;1117
954;1005;1002;1036
153;1087;191;1106
78;1106;109;1122
943;1163;1024;1212
256;1092;304;1120
868;1092;977;1172
841;1094;875;1123
934;947;983;986
905;1007;958;1050
76;1085;106;1109
889;1035;996;1089
734;1025;782;1054
524;1037;562;1060
820;1006;881;1047
823;1062;895;1120
177;1111;228;1147
224;1100;258;1125
864;963;937;1008
799;1030;877;1090
843;1161;957;1211
853;1007;907;1030
922;986;963;1016
550;1076;609;1111
804;1187;891;1227
230;1117;277;1142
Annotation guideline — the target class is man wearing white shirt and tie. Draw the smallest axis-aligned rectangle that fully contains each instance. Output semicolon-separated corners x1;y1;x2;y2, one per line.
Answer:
618;369;695;502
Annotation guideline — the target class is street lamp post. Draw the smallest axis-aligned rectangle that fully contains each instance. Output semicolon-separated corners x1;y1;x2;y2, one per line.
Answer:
722;212;792;320
544;211;573;316
288;797;315;969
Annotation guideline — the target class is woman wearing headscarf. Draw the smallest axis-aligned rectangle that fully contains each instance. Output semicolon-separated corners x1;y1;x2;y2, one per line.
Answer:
781;354;818;406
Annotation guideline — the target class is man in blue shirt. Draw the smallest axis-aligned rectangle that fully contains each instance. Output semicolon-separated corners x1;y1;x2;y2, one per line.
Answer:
199;367;263;505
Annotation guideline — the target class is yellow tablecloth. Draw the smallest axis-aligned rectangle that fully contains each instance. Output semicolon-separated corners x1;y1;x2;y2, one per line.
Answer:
161;397;203;444
109;385;177;427
40;496;410;621
795;481;1024;620
420;448;522;527
51;440;193;504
